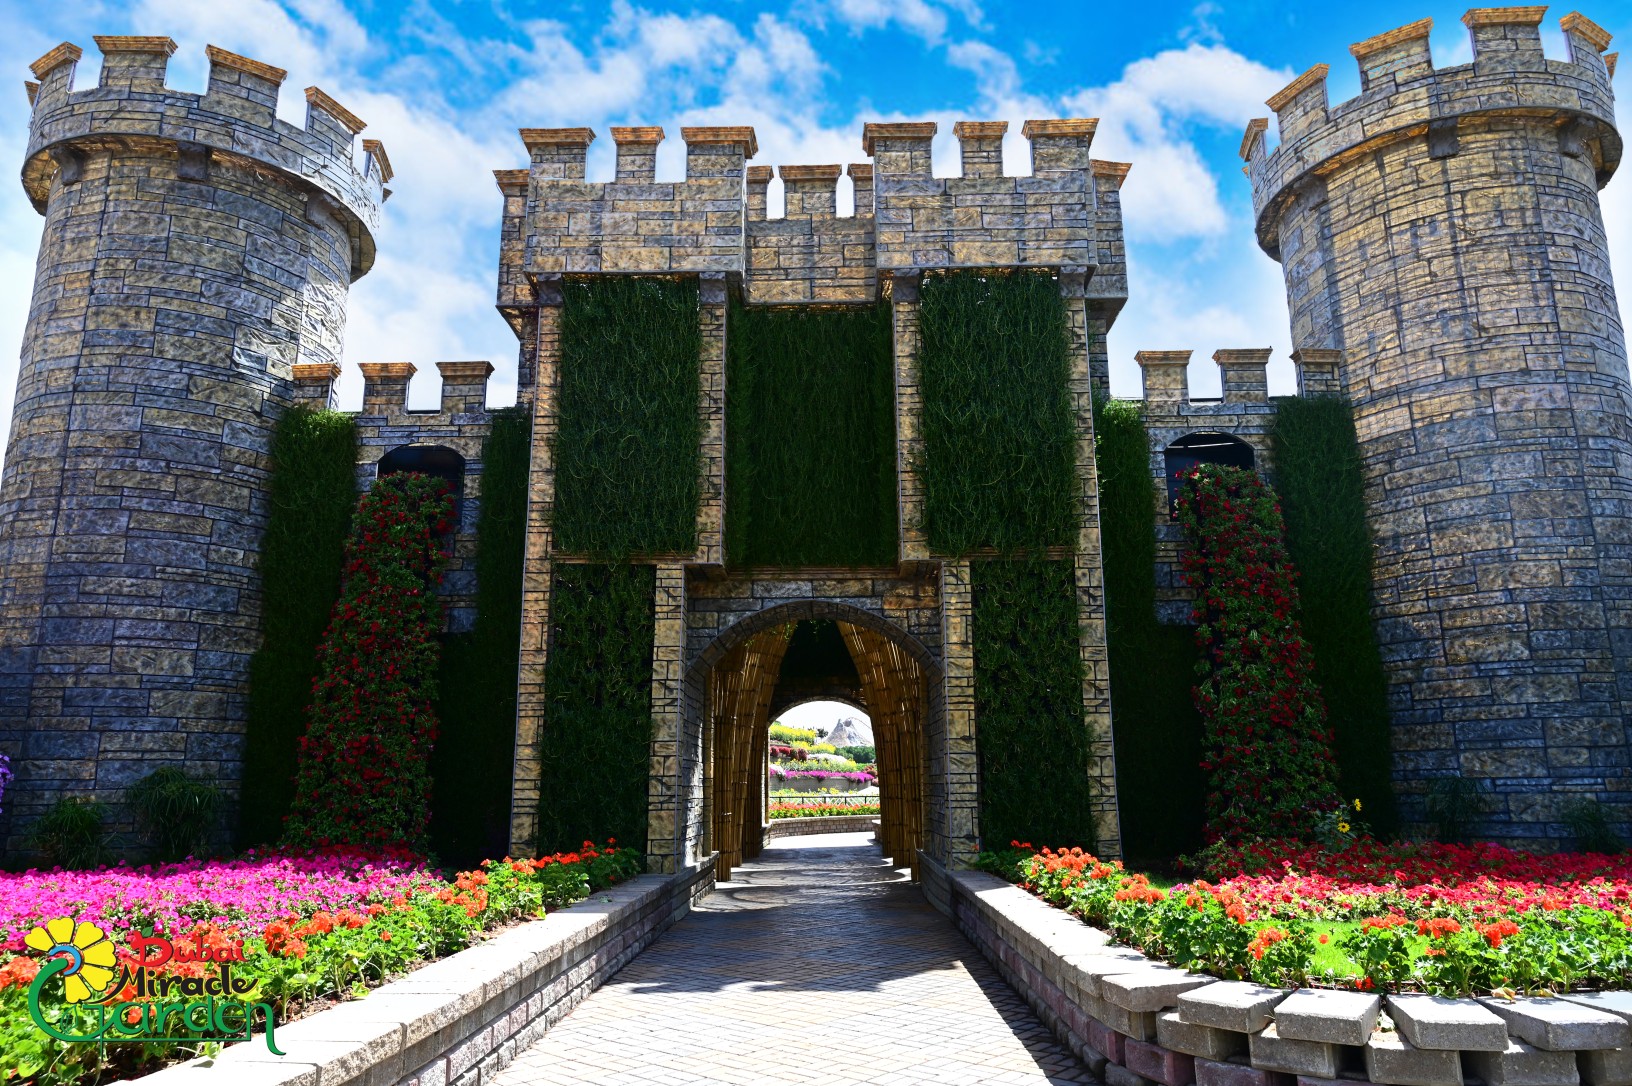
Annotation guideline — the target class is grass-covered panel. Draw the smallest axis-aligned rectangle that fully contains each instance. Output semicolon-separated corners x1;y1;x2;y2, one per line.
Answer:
725;300;896;567
1272;396;1398;836
919;271;1075;555
972;557;1095;850
431;406;530;866
554;277;701;558
239;407;357;847
1095;398;1205;862
538;563;656;854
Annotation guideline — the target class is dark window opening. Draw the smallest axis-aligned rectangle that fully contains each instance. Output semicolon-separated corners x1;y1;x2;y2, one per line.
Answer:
1163;432;1255;518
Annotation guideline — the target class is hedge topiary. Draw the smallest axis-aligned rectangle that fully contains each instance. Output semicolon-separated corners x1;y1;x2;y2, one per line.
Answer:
431;406;531;865
282;473;454;851
239;407;357;846
537;563;656;854
1270;396;1397;835
1177;464;1341;844
554;277;701;558
919;271;1075;555
725;299;896;567
1094;398;1205;860
972;557;1096;850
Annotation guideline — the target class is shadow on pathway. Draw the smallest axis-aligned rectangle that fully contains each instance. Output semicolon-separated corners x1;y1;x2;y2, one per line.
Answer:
492;831;1095;1085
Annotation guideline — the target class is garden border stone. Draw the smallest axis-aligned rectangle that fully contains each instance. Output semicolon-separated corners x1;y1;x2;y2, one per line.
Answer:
763;814;879;839
136;855;716;1086
922;856;1632;1086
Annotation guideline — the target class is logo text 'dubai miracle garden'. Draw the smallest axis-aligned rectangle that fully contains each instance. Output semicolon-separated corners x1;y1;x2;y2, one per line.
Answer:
25;917;282;1053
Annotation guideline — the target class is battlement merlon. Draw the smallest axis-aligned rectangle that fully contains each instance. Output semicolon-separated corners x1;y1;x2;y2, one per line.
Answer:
23;38;384;279
1137;347;1338;410
1244;8;1620;258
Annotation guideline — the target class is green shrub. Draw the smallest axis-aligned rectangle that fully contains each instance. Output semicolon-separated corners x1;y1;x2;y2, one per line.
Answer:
283;474;454;851
919;270;1075;555
1094;398;1205;861
538;564;656;853
1271;396;1397;835
1425;777;1490;844
1563;798;1625;855
431;406;530;866
726;300;896;566
554;277;701;558
29;798;112;870
972;557;1095;850
240;407;358;847
126;768;223;864
835;745;876;764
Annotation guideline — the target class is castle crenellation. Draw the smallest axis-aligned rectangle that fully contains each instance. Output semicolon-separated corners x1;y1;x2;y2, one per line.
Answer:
0;8;1627;857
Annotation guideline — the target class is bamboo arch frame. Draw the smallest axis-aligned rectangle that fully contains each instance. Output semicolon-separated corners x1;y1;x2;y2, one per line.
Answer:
683;601;943;882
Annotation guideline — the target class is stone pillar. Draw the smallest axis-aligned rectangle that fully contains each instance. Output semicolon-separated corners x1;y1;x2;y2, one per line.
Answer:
646;563;686;874
891;270;927;563
940;559;979;866
697;273;726;566
0;38;382;852
509;281;562;857
1063;267;1122;859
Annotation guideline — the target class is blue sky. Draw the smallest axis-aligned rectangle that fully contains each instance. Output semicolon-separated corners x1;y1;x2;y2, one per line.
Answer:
0;0;1627;434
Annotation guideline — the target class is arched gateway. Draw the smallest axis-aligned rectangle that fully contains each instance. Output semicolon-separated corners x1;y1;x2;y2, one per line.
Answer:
679;598;947;881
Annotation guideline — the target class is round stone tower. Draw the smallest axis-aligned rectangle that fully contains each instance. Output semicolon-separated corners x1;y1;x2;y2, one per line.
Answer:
0;37;386;850
1245;8;1626;844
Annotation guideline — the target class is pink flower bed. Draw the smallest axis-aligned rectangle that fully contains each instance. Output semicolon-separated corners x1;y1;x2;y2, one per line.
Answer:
0;848;443;954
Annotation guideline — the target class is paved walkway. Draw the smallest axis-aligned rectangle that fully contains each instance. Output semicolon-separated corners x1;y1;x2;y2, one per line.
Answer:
493;832;1093;1086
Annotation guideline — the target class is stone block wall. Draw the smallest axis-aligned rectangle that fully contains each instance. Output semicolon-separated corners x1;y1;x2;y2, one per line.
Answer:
1246;9;1630;843
0;37;385;852
1134;350;1342;625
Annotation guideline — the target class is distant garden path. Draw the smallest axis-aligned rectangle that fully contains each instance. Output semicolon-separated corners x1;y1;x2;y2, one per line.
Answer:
492;832;1092;1085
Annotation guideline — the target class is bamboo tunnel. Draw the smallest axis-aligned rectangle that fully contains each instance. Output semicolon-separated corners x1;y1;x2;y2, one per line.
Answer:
707;619;926;882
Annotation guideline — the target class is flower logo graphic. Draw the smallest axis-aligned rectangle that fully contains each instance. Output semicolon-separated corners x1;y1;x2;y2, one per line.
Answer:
25;918;118;1004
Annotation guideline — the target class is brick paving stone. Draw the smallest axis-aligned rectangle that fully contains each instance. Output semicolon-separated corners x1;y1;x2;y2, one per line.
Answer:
492;833;1095;1084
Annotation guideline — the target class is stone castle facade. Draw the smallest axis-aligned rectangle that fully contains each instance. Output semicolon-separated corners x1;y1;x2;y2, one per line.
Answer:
0;7;1623;858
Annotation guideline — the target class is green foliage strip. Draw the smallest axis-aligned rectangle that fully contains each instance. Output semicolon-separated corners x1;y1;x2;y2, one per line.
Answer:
554;277;701;558
1093;398;1205;860
971;557;1095;850
919;271;1076;555
538;564;656;854
1270;396;1398;835
431;406;531;865
240;407;357;846
725;299;897;567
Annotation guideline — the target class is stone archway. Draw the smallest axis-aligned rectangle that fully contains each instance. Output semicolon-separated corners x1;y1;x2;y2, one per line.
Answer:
669;599;948;882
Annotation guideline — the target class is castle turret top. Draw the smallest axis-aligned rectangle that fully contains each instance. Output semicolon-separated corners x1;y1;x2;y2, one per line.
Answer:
22;37;386;277
1242;7;1619;258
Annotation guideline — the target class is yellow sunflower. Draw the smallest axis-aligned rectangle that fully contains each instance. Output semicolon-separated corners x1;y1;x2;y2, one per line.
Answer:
25;918;119;1004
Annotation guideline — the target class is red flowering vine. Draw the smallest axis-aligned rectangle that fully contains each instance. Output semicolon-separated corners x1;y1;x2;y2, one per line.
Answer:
1177;464;1341;844
283;473;454;852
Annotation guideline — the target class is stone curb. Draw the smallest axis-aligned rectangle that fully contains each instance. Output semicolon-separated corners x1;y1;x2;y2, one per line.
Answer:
929;862;1632;1086
137;856;716;1086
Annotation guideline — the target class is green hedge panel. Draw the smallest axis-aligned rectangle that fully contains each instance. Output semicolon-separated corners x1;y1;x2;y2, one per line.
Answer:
555;277;701;558
1271;396;1399;835
1094;398;1206;862
725;300;896;567
239;407;358;847
920;271;1075;555
431;406;531;866
538;563;656;853
972;557;1095;850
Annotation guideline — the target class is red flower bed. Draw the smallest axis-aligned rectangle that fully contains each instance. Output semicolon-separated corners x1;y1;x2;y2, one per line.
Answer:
980;839;1632;996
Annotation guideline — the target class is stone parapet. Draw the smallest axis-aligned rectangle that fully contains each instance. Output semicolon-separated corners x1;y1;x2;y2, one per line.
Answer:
744;162;876;303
